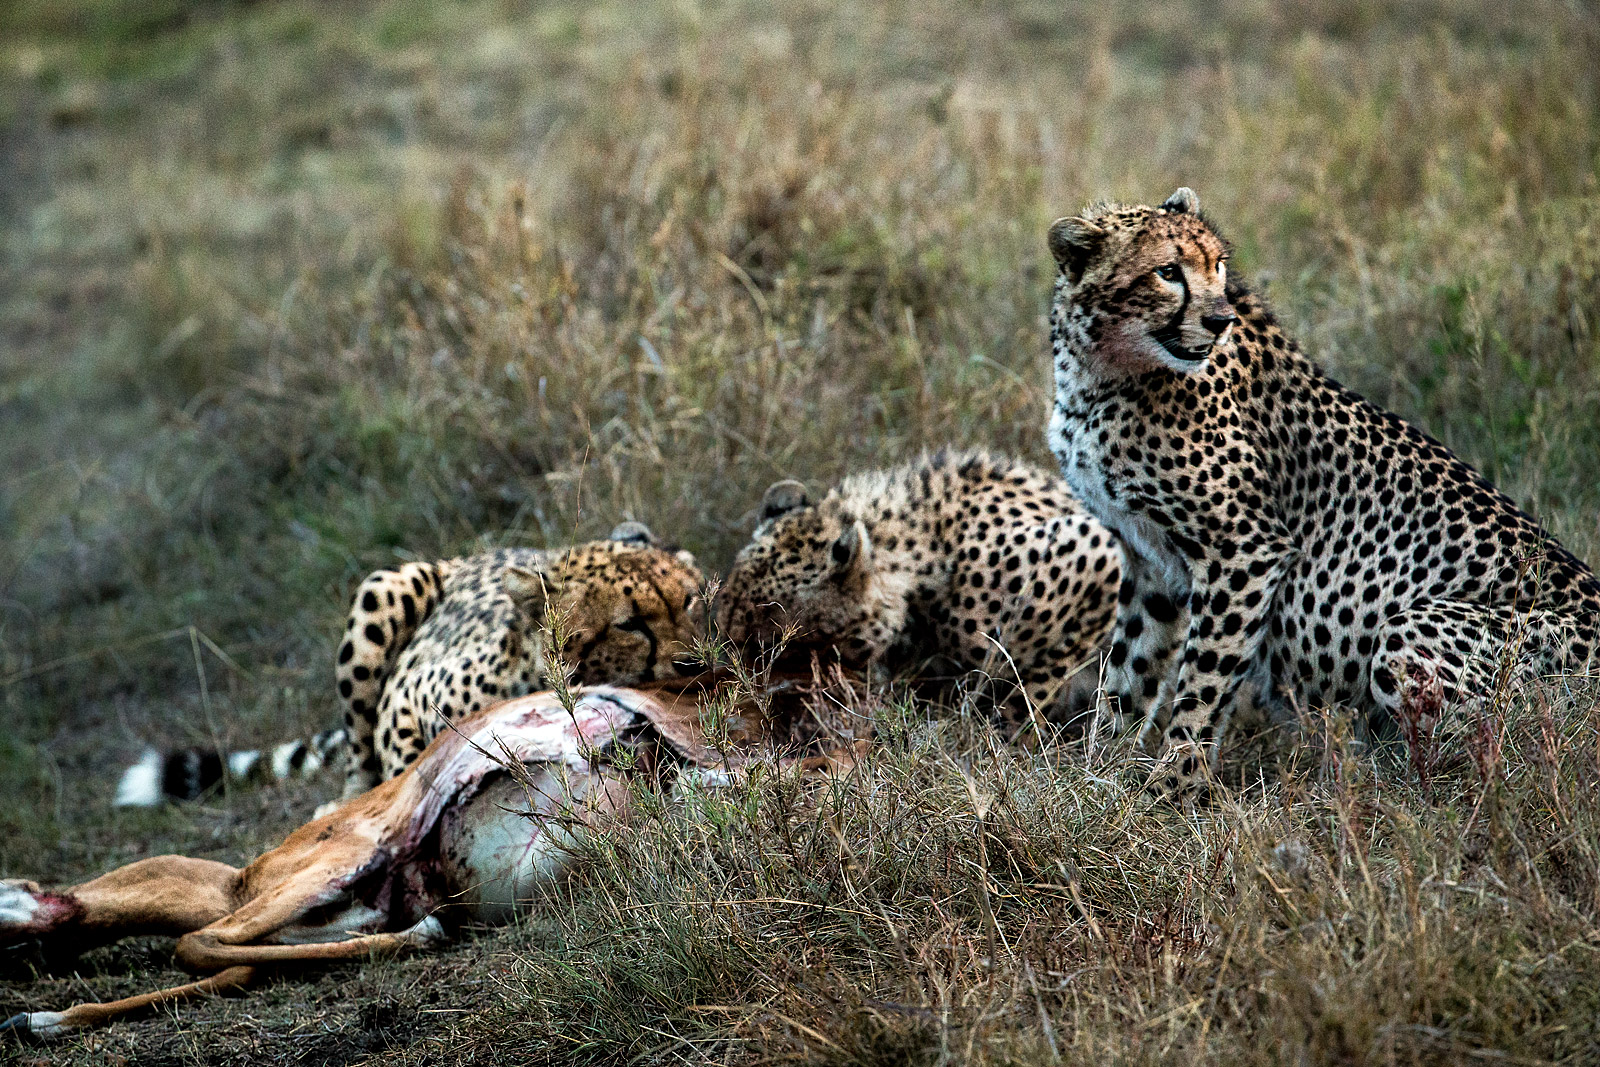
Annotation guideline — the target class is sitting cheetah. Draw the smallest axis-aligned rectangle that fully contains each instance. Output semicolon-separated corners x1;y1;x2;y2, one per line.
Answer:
1044;187;1600;796
116;523;706;806
717;451;1121;727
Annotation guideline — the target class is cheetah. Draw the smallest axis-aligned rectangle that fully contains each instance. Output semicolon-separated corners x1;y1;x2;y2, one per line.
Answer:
116;523;706;806
717;451;1121;728
1044;186;1600;796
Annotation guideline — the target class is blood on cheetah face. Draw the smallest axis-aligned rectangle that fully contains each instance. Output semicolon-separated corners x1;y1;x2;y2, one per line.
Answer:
508;542;708;685
1048;187;1237;376
716;481;893;669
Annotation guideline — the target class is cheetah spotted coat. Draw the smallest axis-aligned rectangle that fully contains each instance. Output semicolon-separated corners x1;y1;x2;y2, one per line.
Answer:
337;534;704;797
1045;187;1600;796
717;451;1121;727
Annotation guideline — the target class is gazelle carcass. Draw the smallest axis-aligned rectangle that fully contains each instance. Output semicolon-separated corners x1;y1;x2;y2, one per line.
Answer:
1;674;863;1039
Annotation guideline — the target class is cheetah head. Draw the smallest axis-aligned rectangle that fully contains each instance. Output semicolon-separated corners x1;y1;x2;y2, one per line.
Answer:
716;480;904;669
1048;187;1237;377
505;523;708;685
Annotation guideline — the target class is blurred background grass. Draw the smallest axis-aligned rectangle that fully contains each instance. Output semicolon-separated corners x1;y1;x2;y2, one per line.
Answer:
1;1;1598;1062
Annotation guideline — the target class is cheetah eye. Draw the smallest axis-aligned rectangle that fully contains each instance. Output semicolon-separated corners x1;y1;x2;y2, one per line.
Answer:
1155;264;1182;283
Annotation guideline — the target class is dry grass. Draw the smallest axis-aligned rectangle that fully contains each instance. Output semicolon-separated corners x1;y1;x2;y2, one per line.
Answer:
1;0;1598;1062
482;685;1600;1065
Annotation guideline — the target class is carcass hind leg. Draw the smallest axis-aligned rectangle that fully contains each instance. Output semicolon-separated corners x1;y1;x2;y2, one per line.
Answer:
1;856;239;953
173;915;448;974
1;965;256;1041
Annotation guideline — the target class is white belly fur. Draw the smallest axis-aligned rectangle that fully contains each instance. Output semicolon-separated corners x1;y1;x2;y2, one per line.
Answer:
438;768;629;924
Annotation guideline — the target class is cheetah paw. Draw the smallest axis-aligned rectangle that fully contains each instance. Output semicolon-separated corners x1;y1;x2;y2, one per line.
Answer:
1143;740;1214;801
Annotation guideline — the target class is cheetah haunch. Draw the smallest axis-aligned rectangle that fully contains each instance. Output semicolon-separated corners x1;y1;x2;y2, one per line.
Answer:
717;450;1120;729
1045;186;1600;797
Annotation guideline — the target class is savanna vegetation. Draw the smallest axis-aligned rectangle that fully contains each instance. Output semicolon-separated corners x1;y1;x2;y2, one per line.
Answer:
2;0;1598;1062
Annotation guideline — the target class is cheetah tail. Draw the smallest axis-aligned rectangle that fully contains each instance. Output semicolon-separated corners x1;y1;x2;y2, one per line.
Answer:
112;729;348;808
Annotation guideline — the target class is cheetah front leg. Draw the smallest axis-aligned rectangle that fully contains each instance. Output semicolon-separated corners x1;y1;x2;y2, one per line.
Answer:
1097;552;1189;746
335;561;454;801
1015;582;1123;732
1149;543;1293;799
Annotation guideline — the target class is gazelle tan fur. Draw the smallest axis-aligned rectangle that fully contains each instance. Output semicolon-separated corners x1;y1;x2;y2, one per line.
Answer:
1;678;855;1040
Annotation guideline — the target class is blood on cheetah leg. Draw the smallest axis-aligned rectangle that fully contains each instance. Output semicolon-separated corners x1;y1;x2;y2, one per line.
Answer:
1369;601;1597;732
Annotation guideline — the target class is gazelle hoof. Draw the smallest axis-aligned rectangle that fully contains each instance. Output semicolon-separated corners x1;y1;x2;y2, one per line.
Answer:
1;1010;66;1040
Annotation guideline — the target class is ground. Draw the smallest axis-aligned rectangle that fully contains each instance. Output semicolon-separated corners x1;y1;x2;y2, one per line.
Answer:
1;1;1598;1064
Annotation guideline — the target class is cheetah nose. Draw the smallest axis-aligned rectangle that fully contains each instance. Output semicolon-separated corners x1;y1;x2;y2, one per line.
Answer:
1200;311;1238;336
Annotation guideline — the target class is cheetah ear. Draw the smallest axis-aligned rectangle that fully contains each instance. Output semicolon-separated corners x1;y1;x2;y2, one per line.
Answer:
504;565;554;618
607;520;658;547
829;520;872;579
759;479;810;523
1161;187;1200;214
1047;216;1106;284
